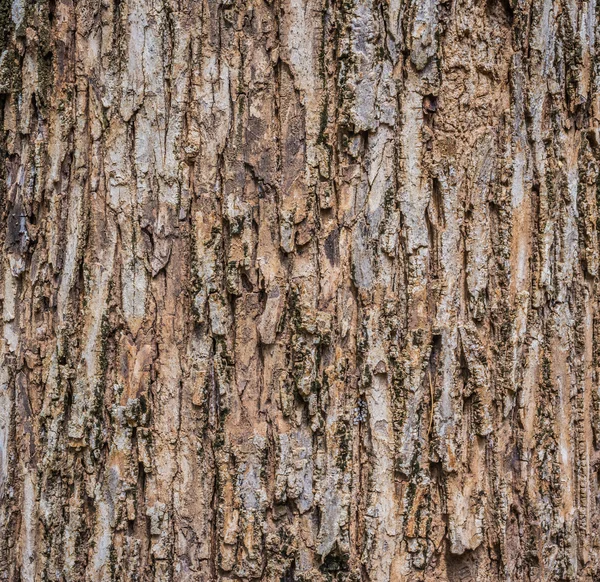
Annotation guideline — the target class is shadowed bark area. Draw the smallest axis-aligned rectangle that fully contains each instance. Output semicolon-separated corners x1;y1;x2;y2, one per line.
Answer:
1;0;600;580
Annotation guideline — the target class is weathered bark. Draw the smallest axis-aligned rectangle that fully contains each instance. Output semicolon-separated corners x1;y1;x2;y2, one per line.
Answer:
1;0;600;580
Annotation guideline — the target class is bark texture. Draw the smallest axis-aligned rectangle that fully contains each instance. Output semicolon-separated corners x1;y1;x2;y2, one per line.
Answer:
1;0;600;580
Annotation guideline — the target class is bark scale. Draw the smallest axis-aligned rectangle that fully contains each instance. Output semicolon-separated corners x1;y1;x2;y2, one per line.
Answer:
1;0;600;580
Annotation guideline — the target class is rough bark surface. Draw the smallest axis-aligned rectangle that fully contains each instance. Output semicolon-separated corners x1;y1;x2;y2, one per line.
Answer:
1;0;600;580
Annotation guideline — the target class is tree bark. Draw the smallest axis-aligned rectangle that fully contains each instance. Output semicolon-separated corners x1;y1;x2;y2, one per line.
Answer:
1;0;600;580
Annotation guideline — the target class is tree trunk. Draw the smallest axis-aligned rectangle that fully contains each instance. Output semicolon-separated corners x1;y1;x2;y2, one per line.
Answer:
1;0;600;580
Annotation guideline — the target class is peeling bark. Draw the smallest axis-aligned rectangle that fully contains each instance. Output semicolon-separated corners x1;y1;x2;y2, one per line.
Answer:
1;0;600;580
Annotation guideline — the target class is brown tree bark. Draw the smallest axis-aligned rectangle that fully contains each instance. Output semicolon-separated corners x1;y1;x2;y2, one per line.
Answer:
1;0;600;580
